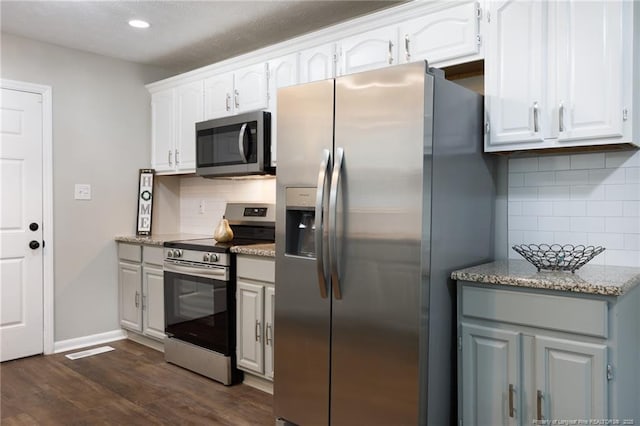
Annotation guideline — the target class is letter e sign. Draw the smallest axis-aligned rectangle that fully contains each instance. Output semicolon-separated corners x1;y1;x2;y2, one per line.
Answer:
136;169;155;236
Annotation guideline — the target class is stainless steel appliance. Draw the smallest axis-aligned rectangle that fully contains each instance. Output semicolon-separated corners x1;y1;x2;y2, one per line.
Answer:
163;202;275;385
275;61;496;425
196;110;274;177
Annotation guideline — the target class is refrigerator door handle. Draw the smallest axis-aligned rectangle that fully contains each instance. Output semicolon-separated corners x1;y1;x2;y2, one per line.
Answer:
329;147;344;300
315;149;331;299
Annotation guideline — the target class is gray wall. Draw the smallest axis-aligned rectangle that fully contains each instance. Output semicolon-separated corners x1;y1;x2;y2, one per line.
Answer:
1;33;173;342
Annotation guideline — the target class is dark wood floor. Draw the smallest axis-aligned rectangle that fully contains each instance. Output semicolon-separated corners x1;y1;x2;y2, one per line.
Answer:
1;340;274;425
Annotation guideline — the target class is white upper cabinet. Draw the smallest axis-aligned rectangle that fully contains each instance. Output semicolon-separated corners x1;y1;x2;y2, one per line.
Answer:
299;43;336;84
485;0;544;147
485;0;635;152
338;26;398;75
204;63;268;120
151;80;203;174
268;53;299;166
399;1;481;66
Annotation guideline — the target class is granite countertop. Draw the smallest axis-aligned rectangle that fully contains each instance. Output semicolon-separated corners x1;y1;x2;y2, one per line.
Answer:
451;259;640;297
115;234;209;247
230;243;276;258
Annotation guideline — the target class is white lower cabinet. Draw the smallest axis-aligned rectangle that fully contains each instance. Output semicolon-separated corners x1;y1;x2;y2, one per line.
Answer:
236;255;275;381
117;243;165;342
458;282;639;425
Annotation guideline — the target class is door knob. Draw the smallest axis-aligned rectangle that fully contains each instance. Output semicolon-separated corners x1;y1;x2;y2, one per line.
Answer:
29;240;40;250
29;222;39;231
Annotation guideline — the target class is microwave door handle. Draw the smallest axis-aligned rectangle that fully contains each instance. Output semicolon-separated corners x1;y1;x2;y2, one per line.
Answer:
238;123;248;163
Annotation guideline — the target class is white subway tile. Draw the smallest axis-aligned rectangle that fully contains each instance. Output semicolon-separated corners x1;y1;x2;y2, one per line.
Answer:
555;170;588;186
552;201;586;216
604;250;640;268
586;201;623;217
539;216;571;232
509;230;524;246
624;234;640;250
521;201;553;216
522;231;554;245
570;153;605;170
539;186;571;200
509;186;538;201
510;157;539;172
571;217;605;232
623;201;640;217
570;185;605;201
554;232;588;246
626;168;640;183
508;201;523;216
524;171;556;187
604;184;640;201
605;217;640;234
605;150;640;168
588;168;626;185
509;215;538;231
509;173;524;187
539;155;571;171
587;233;624;249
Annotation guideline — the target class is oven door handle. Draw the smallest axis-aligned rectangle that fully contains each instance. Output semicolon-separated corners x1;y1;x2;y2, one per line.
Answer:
163;261;229;280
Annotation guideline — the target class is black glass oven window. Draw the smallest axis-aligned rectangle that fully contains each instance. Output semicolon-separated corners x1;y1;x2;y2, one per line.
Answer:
197;121;258;167
164;271;231;355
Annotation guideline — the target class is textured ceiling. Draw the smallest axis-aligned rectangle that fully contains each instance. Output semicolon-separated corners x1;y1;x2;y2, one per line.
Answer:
0;1;402;73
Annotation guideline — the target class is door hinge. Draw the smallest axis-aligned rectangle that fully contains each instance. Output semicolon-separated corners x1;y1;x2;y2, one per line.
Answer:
476;34;482;46
623;108;628;121
475;2;482;19
458;336;463;351
607;364;613;381
485;121;491;134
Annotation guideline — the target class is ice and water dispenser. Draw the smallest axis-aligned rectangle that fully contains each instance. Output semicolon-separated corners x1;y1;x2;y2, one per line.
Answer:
285;187;317;258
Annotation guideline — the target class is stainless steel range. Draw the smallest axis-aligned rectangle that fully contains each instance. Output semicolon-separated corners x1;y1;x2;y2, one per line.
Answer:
163;202;275;385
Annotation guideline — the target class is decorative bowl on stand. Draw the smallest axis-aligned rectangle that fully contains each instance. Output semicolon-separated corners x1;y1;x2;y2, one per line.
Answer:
512;244;606;273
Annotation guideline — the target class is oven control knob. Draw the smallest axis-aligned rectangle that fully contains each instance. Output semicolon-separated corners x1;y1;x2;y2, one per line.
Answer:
209;253;219;262
203;253;210;262
167;249;174;258
174;249;183;258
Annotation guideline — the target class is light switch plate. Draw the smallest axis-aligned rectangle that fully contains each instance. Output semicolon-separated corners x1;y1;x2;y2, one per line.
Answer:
74;184;91;200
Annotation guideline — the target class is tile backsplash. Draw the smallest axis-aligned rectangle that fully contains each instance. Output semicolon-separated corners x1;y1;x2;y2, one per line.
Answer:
508;150;640;267
179;176;276;235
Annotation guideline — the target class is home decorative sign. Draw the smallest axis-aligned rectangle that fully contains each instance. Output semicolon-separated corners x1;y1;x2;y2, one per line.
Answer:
136;169;155;236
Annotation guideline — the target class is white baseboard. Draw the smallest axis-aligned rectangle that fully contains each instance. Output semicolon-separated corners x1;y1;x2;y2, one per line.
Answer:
242;373;273;394
53;329;127;354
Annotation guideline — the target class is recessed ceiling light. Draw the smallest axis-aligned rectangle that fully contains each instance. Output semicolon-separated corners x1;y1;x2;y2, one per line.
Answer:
128;19;150;29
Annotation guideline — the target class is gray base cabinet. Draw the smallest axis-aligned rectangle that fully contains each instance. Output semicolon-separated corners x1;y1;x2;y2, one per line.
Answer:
117;243;165;342
458;281;639;426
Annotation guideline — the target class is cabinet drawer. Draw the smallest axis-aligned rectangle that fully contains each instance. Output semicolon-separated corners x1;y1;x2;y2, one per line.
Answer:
237;256;275;283
118;243;142;263
461;285;608;338
143;246;164;266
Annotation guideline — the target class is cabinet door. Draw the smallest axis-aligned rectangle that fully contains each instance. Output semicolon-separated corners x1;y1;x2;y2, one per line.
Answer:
142;264;165;340
534;336;607;423
236;280;264;374
485;0;545;149
151;89;175;172
552;0;623;142
175;81;203;172
299;43;336;84
264;285;275;380
268;53;299;167
204;72;234;119
118;261;142;332
461;323;520;426
338;26;398;75
235;63;269;114
399;1;480;65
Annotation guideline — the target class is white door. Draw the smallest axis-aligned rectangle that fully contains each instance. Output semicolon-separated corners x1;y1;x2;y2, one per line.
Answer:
151;89;175;172
264;285;275;380
175;81;204;172
485;0;545;149
0;88;44;362
534;335;607;423
118;261;142;332
299;43;336;83
142;264;165;340
461;323;520;426
338;25;398;75
235;63;269;114
236;280;264;374
204;72;234;119
268;53;299;166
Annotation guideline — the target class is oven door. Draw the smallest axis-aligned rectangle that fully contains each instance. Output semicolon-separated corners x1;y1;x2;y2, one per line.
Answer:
163;261;233;355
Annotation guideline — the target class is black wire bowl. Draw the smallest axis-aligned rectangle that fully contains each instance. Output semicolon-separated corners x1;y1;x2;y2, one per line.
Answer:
512;244;606;273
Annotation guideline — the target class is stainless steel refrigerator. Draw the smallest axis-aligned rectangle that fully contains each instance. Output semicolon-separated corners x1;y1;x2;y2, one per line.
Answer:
274;61;496;425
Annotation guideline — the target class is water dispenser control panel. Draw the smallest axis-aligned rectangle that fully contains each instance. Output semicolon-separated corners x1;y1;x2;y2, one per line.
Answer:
285;187;317;258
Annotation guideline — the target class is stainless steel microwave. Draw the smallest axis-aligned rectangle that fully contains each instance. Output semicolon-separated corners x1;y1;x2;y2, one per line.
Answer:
195;110;273;177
